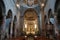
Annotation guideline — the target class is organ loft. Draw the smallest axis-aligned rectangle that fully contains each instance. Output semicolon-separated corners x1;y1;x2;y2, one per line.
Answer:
0;0;60;40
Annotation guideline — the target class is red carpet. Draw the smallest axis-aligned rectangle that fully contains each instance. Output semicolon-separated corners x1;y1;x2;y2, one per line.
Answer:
9;36;53;40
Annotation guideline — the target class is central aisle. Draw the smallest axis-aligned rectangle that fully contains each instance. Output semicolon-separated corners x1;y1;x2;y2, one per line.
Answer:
9;36;53;40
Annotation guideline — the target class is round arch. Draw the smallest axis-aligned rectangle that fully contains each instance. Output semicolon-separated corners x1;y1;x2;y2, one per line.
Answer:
47;8;55;25
23;8;39;35
54;0;60;25
24;8;38;20
54;0;60;34
0;0;6;14
23;8;38;16
54;0;60;12
0;0;6;38
0;0;5;30
6;10;12;19
48;9;54;18
6;10;13;36
0;0;5;26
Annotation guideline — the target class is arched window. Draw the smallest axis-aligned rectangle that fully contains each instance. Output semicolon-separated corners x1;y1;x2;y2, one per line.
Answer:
48;9;55;24
48;9;54;18
6;10;12;36
6;10;12;19
54;0;60;25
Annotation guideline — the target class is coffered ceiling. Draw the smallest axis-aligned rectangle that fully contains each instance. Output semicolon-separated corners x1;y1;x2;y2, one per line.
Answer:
24;9;38;21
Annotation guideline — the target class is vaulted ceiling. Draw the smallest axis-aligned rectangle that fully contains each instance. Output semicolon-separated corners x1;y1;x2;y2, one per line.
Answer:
24;9;38;21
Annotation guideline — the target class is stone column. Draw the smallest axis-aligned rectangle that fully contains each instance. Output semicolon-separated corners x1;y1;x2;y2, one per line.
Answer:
20;16;24;36
38;15;41;35
16;11;20;36
41;7;45;35
1;16;6;40
54;12;59;35
10;18;13;38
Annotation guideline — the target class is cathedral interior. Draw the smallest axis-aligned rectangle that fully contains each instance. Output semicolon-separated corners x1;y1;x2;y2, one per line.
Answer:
0;0;60;40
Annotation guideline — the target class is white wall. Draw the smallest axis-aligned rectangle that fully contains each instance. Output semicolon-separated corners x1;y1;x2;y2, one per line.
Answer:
3;0;17;17
2;0;17;36
44;0;56;14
